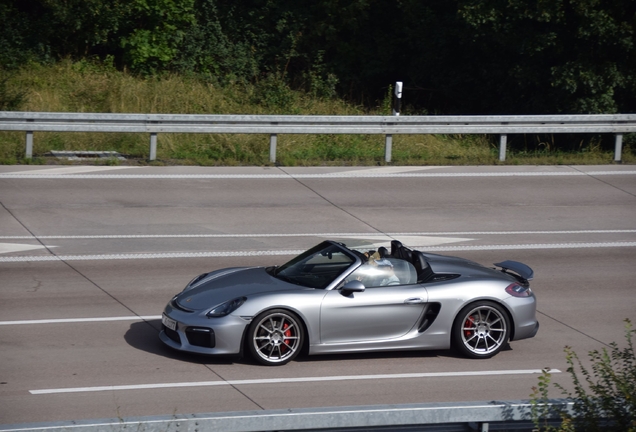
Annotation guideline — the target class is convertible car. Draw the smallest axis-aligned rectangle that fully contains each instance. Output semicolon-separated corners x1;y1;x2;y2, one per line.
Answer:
160;240;538;366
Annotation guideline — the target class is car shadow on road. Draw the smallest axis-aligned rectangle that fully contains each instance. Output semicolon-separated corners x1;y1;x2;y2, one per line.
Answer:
124;319;249;366
125;319;513;366
295;343;513;363
295;349;450;363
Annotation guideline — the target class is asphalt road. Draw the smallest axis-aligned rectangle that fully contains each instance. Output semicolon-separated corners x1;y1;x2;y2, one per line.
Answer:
1;164;635;426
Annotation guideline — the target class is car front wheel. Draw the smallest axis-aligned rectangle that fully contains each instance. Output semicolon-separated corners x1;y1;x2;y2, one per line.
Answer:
248;309;304;366
452;301;510;359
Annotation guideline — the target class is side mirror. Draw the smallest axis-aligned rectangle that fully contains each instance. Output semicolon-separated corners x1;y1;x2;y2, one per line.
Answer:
340;280;365;296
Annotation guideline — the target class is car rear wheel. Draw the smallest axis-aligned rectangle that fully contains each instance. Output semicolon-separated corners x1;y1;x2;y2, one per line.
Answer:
248;309;304;366
452;301;510;359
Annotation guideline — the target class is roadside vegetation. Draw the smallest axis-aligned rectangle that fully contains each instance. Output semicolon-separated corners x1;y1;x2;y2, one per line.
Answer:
0;62;633;166
1;1;634;166
531;319;636;431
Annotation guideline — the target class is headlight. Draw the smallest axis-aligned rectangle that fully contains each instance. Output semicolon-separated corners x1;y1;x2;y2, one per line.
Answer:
206;297;247;318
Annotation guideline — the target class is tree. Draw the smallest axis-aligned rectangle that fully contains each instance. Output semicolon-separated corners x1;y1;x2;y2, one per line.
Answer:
1;0;634;115
120;0;196;74
456;0;636;114
0;0;130;66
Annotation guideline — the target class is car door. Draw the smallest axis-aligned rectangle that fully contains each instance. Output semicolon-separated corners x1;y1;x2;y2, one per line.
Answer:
319;284;428;344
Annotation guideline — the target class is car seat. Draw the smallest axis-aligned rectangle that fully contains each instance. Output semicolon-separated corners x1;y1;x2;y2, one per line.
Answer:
390;240;435;283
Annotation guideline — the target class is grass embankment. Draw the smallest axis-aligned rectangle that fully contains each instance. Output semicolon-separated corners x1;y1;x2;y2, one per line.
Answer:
1;60;632;166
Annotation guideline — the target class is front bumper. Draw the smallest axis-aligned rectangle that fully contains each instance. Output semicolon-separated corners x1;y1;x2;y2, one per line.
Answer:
159;305;250;355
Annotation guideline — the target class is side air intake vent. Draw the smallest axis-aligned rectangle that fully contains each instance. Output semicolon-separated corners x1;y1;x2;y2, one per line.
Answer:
418;303;441;333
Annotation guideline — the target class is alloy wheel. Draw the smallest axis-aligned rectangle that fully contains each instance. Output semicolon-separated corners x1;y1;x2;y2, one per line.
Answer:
250;310;302;365
454;302;509;358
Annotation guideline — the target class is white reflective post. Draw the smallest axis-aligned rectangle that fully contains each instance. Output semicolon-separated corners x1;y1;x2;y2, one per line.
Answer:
392;81;403;116
386;81;403;162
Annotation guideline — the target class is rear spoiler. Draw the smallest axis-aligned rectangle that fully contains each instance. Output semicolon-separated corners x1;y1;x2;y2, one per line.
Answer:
494;260;534;283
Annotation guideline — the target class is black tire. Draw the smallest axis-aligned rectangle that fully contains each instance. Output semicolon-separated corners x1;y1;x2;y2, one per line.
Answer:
452;301;510;359
247;309;304;366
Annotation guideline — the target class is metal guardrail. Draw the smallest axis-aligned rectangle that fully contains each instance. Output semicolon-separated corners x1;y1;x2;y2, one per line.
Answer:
0;399;576;432
1;112;635;163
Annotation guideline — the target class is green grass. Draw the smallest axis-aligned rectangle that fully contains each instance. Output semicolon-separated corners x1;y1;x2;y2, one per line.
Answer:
1;60;633;166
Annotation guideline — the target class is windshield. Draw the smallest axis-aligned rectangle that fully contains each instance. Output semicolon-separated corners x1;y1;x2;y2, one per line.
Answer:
274;242;357;289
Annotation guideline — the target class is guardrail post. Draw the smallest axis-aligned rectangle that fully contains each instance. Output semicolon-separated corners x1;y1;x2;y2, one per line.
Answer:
25;131;33;159
270;134;277;163
614;133;623;163
385;135;392;162
149;133;157;161
499;134;507;162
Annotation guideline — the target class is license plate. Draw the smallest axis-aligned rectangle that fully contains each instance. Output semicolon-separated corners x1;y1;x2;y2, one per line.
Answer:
162;313;177;331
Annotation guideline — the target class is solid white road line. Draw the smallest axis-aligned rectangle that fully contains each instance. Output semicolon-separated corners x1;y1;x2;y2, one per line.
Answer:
1;242;635;262
1;170;635;179
30;369;560;394
0;316;161;326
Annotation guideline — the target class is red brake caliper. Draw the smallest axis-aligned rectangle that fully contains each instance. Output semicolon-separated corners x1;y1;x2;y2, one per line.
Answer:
464;316;475;338
282;323;291;351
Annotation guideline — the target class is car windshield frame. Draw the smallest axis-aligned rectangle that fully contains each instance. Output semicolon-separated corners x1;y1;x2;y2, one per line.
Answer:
273;241;361;289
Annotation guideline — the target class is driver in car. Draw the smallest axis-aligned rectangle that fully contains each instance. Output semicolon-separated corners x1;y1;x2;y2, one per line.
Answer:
374;258;400;286
346;257;400;287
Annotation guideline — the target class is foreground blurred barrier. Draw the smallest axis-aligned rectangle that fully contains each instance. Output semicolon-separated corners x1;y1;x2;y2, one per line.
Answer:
0;399;579;432
1;112;635;162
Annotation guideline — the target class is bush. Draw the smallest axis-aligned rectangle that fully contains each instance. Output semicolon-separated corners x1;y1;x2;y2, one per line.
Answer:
532;319;636;431
0;73;27;110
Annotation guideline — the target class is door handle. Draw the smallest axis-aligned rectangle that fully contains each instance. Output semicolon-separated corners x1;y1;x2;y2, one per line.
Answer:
404;297;425;304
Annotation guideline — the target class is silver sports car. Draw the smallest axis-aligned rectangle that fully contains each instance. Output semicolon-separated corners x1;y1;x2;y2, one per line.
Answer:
160;240;538;366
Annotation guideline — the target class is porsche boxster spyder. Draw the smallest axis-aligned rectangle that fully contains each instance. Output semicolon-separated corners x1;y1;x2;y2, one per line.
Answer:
160;240;538;365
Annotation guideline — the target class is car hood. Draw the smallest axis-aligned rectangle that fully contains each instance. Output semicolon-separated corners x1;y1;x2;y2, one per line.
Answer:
174;267;300;311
